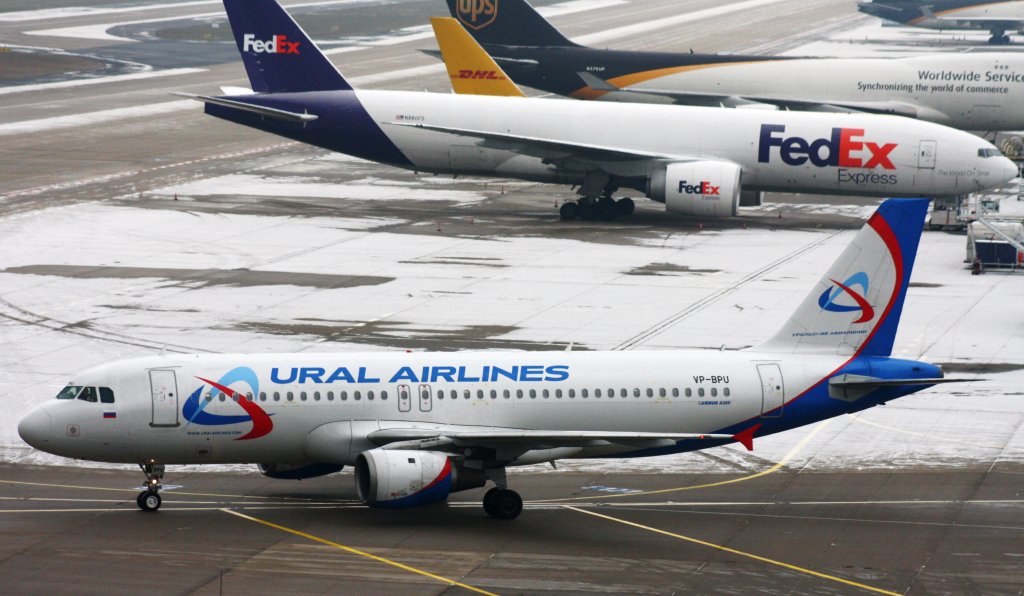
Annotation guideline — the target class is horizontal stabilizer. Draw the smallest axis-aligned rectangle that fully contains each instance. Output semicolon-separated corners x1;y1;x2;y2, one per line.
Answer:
828;374;971;402
577;71;618;92
174;93;318;123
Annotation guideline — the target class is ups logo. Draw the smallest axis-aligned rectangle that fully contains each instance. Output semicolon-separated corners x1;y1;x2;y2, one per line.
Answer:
456;0;498;30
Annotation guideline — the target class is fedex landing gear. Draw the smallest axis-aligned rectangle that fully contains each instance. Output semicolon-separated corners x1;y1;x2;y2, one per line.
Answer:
558;197;635;221
482;468;523;519
136;462;164;512
989;30;1011;44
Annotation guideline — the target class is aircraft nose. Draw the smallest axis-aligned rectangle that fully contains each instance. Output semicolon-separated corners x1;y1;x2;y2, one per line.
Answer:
18;408;52;450
997;156;1019;184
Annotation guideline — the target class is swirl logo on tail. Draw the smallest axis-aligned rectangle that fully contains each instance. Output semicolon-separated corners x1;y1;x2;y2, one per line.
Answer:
818;271;875;324
182;366;273;440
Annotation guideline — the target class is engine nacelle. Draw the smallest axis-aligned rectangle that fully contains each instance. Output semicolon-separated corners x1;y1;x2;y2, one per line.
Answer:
647;160;742;217
355;449;486;509
258;462;344;480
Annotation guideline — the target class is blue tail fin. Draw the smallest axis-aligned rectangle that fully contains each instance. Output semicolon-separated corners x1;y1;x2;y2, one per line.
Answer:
756;198;929;357
445;0;577;47
222;0;351;93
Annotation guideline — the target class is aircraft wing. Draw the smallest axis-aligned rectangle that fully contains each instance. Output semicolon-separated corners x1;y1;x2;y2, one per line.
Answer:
576;72;923;118
369;427;735;454
384;121;690;175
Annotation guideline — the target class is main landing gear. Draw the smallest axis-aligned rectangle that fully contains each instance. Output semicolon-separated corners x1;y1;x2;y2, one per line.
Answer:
559;197;635;221
481;467;523;519
136;462;164;512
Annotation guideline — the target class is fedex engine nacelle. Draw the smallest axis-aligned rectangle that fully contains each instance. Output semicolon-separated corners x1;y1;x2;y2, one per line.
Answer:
355;449;486;509
647;161;742;217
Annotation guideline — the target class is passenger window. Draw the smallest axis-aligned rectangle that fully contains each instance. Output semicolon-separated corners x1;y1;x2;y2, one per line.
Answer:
698;388;705;397
219;393;226;402
273;392;280;401
685;388;692;397
503;389;510;399
659;388;666;398
646;388;654;398
368;391;374;401
300;392;307;401
260;391;267;401
437;390;444;400
542;389;549;398
246;392;254;402
354;391;361;401
314;391;320;401
633;388;640;398
328;391;334;401
620;388;628;398
286;392;294;401
672;388;679;397
711;388;718;397
724;388;730;397
581;389;588;398
555;389;562;398
515;389;522;399
490;390;497;399
477;390;484;399
595;389;602;398
341;391;348;401
99;387;115;404
381;391;388;401
568;389;575;398
529;389;536;398
464;389;471;399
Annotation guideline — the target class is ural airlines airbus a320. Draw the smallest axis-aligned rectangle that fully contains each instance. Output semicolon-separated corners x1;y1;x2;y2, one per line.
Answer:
173;0;1013;221
19;199;962;518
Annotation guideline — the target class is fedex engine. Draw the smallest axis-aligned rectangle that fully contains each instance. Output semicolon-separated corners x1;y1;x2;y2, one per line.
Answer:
647;161;742;217
355;449;486;508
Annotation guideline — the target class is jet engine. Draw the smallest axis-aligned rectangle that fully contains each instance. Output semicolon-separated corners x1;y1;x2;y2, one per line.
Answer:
257;462;344;480
355;449;486;509
647;160;742;217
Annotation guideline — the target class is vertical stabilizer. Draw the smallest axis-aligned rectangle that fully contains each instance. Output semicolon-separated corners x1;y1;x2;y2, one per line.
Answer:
445;0;578;47
755;198;929;357
222;0;351;93
431;17;526;97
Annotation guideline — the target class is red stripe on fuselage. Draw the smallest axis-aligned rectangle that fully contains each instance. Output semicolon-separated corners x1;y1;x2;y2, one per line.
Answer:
197;377;274;440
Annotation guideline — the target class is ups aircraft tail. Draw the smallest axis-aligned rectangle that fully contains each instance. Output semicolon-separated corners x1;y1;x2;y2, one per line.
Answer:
222;0;351;93
445;0;577;47
755;198;930;357
431;17;525;97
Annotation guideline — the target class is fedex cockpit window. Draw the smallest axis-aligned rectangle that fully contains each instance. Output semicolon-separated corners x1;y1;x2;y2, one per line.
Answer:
978;148;1003;158
56;385;82;399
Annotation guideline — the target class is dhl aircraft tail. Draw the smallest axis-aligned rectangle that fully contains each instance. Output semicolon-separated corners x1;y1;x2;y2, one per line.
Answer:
430;17;525;97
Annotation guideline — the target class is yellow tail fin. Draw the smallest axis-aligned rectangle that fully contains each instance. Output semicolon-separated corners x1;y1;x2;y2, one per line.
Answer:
430;17;525;97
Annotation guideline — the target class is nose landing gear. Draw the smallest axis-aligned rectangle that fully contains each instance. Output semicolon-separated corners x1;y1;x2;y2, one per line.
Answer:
136;462;164;512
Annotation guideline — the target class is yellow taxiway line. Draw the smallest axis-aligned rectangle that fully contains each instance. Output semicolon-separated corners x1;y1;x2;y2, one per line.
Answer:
220;508;498;596
564;505;901;596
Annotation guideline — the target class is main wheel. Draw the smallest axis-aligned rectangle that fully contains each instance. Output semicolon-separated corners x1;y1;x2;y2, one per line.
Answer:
578;200;597;221
482;487;501;516
559;201;579;220
487;489;523;520
616;197;635;216
597;198;616;221
138;491;161;512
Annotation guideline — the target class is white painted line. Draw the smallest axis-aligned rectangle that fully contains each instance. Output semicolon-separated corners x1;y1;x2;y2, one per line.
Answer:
575;0;791;45
0;99;193;137
0;68;207;96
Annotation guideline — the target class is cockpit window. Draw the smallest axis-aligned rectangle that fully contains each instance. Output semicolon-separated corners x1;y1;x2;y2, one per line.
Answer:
56;386;82;400
78;387;98;403
978;148;1003;158
99;387;115;404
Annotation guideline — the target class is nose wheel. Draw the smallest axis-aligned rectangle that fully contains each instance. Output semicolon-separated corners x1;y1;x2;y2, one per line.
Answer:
136;462;165;512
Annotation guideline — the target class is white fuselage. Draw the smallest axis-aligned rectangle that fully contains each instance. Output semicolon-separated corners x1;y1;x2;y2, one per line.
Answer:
22;350;838;466
342;90;1014;197
610;55;1024;132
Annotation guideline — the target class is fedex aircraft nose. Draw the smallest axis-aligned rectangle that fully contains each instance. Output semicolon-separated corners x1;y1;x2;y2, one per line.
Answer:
18;408;52;450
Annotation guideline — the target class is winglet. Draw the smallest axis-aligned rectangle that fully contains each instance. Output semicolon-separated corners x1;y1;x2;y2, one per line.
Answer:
577;71;618;92
732;423;762;451
430;17;525;97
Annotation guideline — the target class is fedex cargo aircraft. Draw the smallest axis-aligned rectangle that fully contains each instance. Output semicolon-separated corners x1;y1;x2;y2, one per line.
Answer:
859;0;1024;44
172;0;1014;221
442;0;1024;131
18;199;961;518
